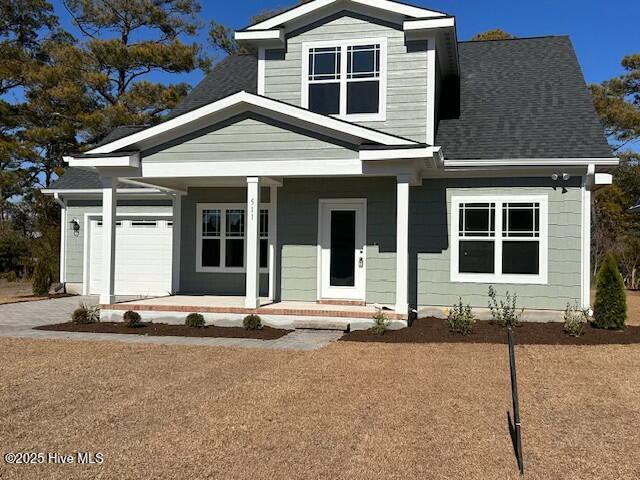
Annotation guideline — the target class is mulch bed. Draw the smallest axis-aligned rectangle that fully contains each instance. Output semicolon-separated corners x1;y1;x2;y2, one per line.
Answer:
36;322;291;340
341;317;640;345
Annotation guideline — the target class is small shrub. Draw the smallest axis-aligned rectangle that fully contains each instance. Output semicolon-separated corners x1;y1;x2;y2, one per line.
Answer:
488;286;523;327
243;314;262;330
592;253;627;330
369;309;391;336
123;310;143;328
447;298;476;335
563;302;588;337
3;271;17;282
185;313;205;328
32;257;52;296
71;303;100;324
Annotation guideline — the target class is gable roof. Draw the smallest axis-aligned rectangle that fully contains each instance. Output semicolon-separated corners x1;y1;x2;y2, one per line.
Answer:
242;0;447;31
436;36;613;160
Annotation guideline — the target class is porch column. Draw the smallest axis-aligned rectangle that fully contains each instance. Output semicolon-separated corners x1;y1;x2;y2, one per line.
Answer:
395;175;410;315
268;184;278;302
171;193;182;294
100;176;118;305
245;177;261;308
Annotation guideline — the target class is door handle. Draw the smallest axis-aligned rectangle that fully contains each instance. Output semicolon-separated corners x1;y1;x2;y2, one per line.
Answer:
359;256;364;268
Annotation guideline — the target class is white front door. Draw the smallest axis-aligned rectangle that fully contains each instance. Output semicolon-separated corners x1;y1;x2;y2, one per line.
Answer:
319;199;366;300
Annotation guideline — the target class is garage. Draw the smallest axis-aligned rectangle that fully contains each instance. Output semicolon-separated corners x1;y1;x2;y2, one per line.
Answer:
88;217;173;296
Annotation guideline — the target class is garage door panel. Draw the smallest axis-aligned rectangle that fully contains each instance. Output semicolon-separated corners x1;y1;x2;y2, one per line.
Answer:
89;219;172;296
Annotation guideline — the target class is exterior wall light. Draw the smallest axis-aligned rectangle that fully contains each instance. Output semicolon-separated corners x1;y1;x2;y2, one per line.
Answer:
70;218;80;237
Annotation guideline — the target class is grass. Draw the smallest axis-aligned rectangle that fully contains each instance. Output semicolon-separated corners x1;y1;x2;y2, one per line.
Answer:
0;278;70;305
1;338;639;479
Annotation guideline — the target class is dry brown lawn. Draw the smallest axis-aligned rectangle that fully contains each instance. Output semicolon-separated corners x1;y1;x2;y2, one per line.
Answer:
0;279;69;305
1;338;639;479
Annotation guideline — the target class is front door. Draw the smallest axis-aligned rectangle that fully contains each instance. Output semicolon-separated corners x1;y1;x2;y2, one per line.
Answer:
319;199;366;300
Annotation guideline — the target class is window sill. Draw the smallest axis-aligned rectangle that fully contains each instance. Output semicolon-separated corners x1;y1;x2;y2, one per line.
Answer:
450;273;548;285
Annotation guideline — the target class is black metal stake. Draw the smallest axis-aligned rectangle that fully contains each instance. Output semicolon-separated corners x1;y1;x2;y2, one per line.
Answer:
507;326;524;475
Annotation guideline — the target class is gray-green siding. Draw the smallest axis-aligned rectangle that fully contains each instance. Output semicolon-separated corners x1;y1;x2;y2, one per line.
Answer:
278;177;397;304
64;202;172;283
412;178;583;310
179;187;270;296
143;117;358;163
264;14;428;143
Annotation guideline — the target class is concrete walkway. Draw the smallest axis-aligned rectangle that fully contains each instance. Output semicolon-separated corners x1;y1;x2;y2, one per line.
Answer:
0;296;343;351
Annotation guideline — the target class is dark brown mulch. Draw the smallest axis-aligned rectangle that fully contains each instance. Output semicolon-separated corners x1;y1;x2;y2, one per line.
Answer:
35;322;291;340
341;317;640;345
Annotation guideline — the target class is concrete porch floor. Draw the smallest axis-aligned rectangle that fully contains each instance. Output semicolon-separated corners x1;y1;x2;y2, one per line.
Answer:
101;295;407;331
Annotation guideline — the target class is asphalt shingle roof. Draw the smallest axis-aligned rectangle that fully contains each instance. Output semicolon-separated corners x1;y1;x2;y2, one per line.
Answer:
436;36;613;160
52;37;613;190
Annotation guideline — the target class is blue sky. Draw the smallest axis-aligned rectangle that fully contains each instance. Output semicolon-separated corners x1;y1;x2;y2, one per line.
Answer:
52;0;639;87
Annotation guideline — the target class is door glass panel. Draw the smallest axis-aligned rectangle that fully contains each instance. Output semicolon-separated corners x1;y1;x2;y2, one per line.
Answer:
330;210;356;287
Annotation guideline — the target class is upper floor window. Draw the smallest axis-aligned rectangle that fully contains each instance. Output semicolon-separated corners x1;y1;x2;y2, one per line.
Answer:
302;39;387;121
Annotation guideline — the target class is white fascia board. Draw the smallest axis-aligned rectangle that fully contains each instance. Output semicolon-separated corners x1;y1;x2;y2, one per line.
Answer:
234;29;285;44
41;188;163;196
64;153;140;168
88;91;415;154
246;0;446;31
443;158;620;168
403;17;455;31
360;147;434;161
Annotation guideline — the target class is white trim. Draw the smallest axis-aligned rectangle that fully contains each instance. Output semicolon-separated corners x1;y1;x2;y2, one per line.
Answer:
426;37;436;146
301;38;388;122
317;198;367;301
403;17;455;31
257;47;266;95
581;165;594;309
268;185;278;301
395;176;410;314
245;0;445;31
450;195;549;285
100;179;117;304
195;202;271;274
87;91;414;155
64;154;139;168
42;188;165;196
58;196;66;284
359;146;434;161
594;172;613;186
444;158;620;168
245;177;261;308
171;194;182;294
235;29;284;43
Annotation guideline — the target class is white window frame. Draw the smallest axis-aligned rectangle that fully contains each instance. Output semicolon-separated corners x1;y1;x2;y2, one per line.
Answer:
196;203;270;274
301;37;388;122
450;195;548;284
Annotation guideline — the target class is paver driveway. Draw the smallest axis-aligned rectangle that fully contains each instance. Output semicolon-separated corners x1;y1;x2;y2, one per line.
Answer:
0;296;342;350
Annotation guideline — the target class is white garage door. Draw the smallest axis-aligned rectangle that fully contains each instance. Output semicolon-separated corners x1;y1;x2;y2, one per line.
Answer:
89;218;173;296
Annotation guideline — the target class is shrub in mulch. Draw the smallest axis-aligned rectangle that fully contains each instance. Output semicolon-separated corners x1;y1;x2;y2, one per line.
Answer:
123;311;143;328
35;322;290;340
71;303;100;324
341;317;640;345
243;314;262;330
185;313;205;328
592;253;627;330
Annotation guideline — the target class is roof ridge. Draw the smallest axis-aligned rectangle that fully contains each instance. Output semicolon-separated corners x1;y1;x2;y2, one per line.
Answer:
460;35;569;44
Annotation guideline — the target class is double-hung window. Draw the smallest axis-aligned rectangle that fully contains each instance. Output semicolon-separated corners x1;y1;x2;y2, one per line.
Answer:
451;196;548;284
196;204;270;273
303;39;386;120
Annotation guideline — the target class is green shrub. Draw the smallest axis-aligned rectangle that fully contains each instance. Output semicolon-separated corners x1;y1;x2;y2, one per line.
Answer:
71;303;100;324
447;298;476;335
32;257;52;296
563;302;588;337
185;313;205;328
123;310;143;328
488;286;523;327
369;309;391;336
243;314;262;330
3;271;17;282
592;253;627;329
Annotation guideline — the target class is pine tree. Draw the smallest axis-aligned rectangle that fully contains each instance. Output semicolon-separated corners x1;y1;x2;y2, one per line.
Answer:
592;253;627;329
470;29;516;41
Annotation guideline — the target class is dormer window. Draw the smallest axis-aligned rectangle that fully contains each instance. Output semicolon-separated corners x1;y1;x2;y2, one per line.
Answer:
302;38;387;121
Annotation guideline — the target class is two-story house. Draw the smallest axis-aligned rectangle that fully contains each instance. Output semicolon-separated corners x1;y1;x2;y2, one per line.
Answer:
45;0;617;329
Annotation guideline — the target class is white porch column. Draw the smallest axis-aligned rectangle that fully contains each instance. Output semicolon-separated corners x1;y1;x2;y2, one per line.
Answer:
245;177;261;308
171;193;182;294
395;175;410;315
100;177;118;305
268;185;278;302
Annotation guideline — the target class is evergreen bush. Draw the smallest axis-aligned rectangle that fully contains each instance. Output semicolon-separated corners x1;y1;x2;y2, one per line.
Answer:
592;253;627;329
